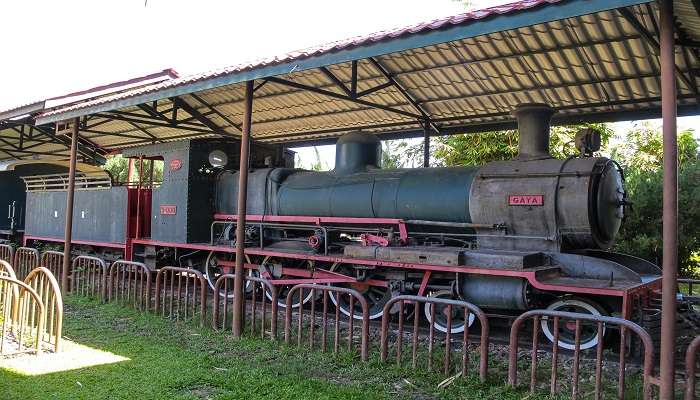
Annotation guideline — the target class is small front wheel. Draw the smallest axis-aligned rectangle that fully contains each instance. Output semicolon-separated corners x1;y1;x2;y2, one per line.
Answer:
540;297;608;350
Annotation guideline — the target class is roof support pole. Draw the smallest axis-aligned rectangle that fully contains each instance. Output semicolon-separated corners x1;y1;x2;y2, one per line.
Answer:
423;125;430;168
659;0;678;398
232;80;254;338
61;118;80;293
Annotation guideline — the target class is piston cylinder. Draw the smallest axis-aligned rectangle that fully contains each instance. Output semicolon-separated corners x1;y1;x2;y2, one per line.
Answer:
460;275;530;310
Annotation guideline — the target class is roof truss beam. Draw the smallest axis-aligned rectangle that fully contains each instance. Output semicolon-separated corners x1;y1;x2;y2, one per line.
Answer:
33;124;106;164
94;112;212;134
171;96;238;138
618;7;696;93
368;57;440;133
319;66;354;97
265;76;421;120
188;93;243;132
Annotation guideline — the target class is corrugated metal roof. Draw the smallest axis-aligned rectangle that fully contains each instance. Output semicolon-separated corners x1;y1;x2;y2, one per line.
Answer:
6;0;700;159
0;69;180;162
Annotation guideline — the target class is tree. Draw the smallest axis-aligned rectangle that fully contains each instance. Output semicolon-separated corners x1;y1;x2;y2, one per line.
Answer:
103;155;130;183
295;147;329;171
382;139;424;168
102;155;164;184
613;127;700;277
432;124;613;167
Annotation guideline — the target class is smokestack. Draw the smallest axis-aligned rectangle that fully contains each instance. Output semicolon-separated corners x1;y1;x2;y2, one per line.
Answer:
334;132;382;174
512;103;555;160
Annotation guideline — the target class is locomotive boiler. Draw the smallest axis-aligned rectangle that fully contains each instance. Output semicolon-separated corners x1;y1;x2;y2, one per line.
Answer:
211;103;660;349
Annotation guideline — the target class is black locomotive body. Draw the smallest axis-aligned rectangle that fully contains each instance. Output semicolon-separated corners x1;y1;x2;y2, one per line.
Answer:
12;103;662;350
207;104;660;349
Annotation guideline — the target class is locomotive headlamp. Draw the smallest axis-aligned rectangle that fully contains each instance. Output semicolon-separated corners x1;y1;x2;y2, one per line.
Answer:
208;150;228;168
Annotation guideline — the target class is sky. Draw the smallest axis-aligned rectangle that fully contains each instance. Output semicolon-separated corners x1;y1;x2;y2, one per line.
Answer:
0;0;697;168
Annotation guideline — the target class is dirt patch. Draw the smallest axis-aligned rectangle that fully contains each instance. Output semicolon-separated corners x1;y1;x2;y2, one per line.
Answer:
182;384;218;400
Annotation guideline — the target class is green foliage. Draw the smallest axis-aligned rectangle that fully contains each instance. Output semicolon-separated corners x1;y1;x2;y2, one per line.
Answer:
610;122;699;171
102;155;163;184
613;127;700;277
102;155;130;183
296;147;329;171
382;139;424;168
433;124;613;167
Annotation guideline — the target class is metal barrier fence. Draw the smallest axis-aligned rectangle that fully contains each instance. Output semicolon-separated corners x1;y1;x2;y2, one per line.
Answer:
154;267;207;327
284;284;369;361
108;260;152;311
13;247;39;280
0;262;18;323
40;251;65;284
687;336;700;400
71;256;108;300
213;274;279;339
0;244;13;264
0;276;45;356
508;310;655;400
380;295;489;382
0;260;16;279
24;267;63;353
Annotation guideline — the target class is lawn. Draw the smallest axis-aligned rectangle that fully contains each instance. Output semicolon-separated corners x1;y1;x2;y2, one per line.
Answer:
0;296;540;400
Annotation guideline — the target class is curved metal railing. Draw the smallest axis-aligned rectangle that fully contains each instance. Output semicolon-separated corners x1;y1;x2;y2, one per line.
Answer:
0;244;13;264
284;284;369;361
154;267;207;327
0;276;45;356
24;267;63;353
13;247;39;280
213;274;279;339
508;309;655;400
71;256;108;300
40;251;65;285
380;295;489;381
108;260;152;311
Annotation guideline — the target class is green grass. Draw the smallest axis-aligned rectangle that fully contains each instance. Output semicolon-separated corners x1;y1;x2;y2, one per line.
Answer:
0;296;542;400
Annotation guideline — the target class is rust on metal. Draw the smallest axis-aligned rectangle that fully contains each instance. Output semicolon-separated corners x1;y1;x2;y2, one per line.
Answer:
108;260;152;311
24;267;63;353
380;294;489;382
284;284;369;361
13;247;39;280
232;80;254;338
61;117;80;293
71;255;108;300
508;309;655;400
0;260;16;279
686;336;700;400
0;276;46;356
154;267;207;327
40;251;65;285
212;274;279;339
659;0;679;398
0;244;13;264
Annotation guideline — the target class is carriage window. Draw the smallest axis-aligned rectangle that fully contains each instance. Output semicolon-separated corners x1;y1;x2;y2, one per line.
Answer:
102;155;164;187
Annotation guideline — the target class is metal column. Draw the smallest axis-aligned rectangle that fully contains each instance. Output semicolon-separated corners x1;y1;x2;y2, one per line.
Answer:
423;125;430;168
232;80;254;338
61;118;80;292
659;0;678;398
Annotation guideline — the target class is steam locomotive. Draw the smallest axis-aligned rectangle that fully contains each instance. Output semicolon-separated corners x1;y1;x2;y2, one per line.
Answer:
3;103;662;350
